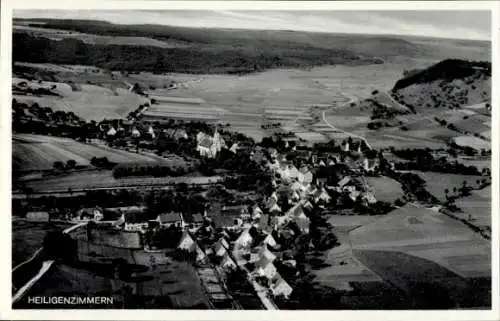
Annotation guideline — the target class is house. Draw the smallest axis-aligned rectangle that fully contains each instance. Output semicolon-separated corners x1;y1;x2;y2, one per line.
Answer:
155;212;184;228
195;245;207;263
220;253;237;270
338;176;351;189
214;241;228;257
178;232;196;252
26;211;49;222
262;233;277;248
343;141;350;152
363;158;378;172
106;126;117;136
298;166;313;184
229;143;239;154
76;207;103;221
314;187;332;203
303;200;313;211
255;256;277;279
268;201;282;214
235;228;253;249
259;244;277;262
271;275;293;298
361;191;377;205
131;127;141;138
147;126;156;139
190;213;204;229
257;214;270;232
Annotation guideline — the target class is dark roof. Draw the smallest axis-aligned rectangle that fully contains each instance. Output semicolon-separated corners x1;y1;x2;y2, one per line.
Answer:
192;213;204;223
159;212;183;224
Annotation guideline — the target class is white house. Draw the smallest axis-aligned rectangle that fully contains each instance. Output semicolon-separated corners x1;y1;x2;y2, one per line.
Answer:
220;253;237;270
262;234;277;248
154;212;184;228
131;127;141;138
259;245;277;262
106;126;117;136
147;126;156;139
178;232;196;252
229;143;239;154
255;257;277;279
235;229;253;249
271;275;293;298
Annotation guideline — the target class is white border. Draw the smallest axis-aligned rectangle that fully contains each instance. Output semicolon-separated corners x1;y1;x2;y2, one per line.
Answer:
1;1;498;320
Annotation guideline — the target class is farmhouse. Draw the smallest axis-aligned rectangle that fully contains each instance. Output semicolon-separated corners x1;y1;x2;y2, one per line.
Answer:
154;212;185;228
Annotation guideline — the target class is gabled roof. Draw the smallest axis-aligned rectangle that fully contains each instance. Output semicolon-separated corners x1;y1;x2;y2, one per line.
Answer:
192;213;204;223
158;212;183;224
338;176;351;188
286;203;305;218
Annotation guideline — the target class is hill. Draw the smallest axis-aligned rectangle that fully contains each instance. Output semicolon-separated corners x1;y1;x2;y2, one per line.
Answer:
12;18;490;75
391;59;491;112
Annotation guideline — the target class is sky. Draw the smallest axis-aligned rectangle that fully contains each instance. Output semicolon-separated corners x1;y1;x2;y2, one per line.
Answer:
14;10;491;41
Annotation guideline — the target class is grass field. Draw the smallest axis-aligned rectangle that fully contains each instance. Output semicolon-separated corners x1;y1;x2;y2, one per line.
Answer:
454;136;491;150
13;134;171;172
350;205;490;279
455;186;491;229
367;176;404;203
13;81;148;121
409;171;485;202
12;220;72;267
23;170;221;192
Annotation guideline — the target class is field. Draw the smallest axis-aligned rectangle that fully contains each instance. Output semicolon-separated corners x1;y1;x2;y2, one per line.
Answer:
13;134;172;172
12;220;72;267
366;176;404;203
349;205;491;280
142;96;228;122
409;171;485;202
454;136;491;150
455;186;491;229
22;170;221;193
13;78;148;121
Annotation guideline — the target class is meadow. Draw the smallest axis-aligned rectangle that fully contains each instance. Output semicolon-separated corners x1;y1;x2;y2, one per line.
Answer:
410;170;486;202
366;176;404;203
13;134;168;172
349;205;490;280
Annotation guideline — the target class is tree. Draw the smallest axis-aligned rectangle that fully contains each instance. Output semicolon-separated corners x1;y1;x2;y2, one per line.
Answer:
66;159;77;169
53;161;64;171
